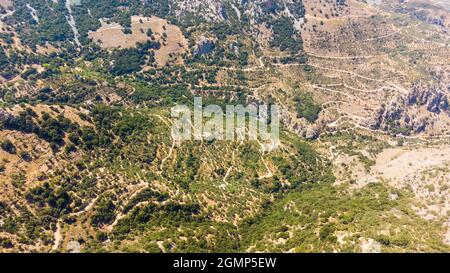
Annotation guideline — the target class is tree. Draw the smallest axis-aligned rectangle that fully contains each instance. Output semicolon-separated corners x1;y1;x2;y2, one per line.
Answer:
19;151;32;162
91;198;116;227
0;237;13;248
295;92;322;123
1;139;16;154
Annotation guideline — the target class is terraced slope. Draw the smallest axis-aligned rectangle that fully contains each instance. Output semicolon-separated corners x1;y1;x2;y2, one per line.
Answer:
0;0;449;253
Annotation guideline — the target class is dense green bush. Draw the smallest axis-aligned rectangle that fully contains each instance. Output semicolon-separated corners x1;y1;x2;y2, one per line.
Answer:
270;16;303;52
0;237;13;248
294;92;322;123
1;139;16;154
91;198;116;227
109;41;160;76
26;183;72;217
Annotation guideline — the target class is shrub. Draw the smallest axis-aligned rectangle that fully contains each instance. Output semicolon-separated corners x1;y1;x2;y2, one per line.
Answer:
91;198;116;227
0;237;13;248
1;140;16;154
19;151;32;162
294;92;322;123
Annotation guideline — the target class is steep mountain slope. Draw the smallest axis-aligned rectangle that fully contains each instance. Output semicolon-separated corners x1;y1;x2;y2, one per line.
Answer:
0;0;449;253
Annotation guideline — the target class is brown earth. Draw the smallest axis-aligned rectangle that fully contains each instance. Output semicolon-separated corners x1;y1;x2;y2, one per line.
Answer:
88;16;188;67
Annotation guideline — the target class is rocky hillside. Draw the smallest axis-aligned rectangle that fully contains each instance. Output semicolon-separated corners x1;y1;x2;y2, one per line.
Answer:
0;0;449;253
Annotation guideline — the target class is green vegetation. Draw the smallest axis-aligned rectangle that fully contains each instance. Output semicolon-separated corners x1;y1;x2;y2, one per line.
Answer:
0;237;13;248
1;108;80;151
294;92;322;123
270;16;303;52
1;0;448;254
1;139;16;154
241;182;448;253
122;188;169;214
12;0;73;47
109;41;160;76
26;182;72;217
92;197;116;227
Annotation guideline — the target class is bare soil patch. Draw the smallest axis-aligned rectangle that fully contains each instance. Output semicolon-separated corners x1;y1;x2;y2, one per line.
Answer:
89;16;187;66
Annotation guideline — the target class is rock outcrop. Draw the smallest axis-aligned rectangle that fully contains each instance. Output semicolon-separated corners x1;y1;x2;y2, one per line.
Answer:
407;84;449;114
370;83;449;135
